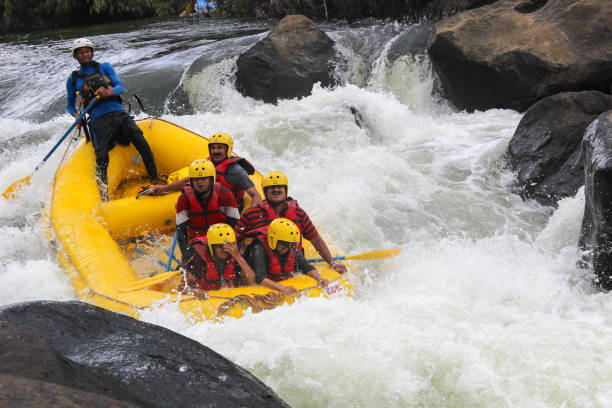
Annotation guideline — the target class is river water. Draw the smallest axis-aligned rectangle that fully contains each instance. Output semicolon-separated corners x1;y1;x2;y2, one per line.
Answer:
1;17;611;408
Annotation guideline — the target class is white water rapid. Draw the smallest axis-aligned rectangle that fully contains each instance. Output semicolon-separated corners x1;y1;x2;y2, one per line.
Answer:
1;18;611;408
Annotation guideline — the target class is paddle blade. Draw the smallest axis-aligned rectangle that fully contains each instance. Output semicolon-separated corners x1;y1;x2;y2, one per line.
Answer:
344;248;401;261
2;174;32;200
117;270;182;293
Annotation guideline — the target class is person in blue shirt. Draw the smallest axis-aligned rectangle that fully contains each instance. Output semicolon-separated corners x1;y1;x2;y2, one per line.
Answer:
66;38;158;201
194;0;207;12
194;0;215;16
205;1;216;14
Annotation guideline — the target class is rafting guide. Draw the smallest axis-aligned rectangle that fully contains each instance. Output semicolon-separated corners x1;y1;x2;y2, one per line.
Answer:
175;159;241;263
237;171;348;274
179;223;255;299
66;38;158;201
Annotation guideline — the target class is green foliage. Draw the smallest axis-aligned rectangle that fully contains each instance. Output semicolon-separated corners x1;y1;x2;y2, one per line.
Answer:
1;0;185;32
0;0;466;31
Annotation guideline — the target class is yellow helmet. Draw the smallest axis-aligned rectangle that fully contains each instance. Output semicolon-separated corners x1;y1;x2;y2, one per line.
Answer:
208;132;233;157
261;171;288;192
189;159;215;181
206;223;236;255
267;218;300;250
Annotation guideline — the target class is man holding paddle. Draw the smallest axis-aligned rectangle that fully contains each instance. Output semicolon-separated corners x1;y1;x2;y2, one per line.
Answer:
248;218;328;295
66;38;158;201
236;171;348;274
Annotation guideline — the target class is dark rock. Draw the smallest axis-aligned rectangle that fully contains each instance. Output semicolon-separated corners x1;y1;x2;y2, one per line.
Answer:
578;110;612;290
514;0;547;13
507;91;612;207
0;373;140;408
386;23;436;61
0;301;288;408
428;0;612;112
235;15;337;104
349;106;364;128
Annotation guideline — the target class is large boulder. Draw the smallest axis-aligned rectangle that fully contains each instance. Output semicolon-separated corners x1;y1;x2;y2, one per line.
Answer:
235;14;337;104
507;91;612;206
579;111;612;290
0;301;288;408
428;0;612;112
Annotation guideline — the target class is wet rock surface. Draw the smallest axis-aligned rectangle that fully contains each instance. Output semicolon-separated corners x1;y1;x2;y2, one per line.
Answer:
0;301;288;408
428;0;612;112
579;111;612;290
507;91;612;207
235;15;337;104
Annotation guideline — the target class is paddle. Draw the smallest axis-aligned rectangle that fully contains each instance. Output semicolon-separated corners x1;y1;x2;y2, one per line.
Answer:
117;247;402;293
2;97;99;200
307;248;401;263
131;247;175;269
166;230;178;272
135;187;153;199
148;235;182;266
117;270;183;293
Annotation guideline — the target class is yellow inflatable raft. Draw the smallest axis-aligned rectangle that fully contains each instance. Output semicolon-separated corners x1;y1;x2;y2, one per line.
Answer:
49;118;351;323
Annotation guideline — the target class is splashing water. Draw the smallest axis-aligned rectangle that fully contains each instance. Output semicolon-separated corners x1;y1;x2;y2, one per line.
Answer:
2;18;609;408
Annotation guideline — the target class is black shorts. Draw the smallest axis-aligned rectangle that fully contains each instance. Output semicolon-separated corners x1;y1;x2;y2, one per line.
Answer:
90;110;140;150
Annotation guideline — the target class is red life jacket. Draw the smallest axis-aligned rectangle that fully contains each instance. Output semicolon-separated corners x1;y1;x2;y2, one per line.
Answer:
190;237;238;290
183;183;227;239
255;232;295;282
258;199;299;227
256;200;302;249
208;156;255;204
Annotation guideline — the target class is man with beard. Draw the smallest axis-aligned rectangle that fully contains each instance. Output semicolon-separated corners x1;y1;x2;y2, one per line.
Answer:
175;159;240;263
66;38;158;201
149;132;261;209
236;171;347;274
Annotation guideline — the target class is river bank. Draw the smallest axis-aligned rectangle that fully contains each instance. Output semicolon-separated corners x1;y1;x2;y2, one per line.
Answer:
0;0;184;32
1;0;490;33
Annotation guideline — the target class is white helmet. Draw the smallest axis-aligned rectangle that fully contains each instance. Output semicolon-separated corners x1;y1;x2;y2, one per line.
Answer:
72;38;94;57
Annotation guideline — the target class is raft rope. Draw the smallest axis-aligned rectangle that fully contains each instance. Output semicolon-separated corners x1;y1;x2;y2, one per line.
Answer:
214;292;285;315
208;278;341;316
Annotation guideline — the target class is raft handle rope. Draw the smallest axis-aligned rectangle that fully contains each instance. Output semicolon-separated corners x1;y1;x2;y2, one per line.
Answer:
209;277;342;316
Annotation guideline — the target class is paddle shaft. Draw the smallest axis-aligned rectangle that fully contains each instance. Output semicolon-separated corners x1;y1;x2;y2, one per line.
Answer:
34;97;98;171
307;255;347;263
118;270;182;293
166;230;178;272
119;247;400;293
148;235;182;266
133;247;168;268
307;248;401;263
